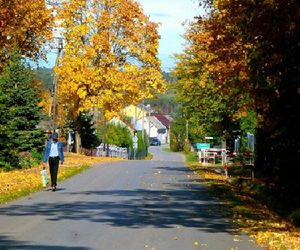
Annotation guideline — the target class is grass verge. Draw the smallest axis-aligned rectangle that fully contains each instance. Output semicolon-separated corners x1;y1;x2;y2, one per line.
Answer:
145;153;153;160
162;147;172;153
0;153;122;205
185;153;300;250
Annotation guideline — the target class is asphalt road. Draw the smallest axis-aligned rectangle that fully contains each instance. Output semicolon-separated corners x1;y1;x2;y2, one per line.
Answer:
0;146;264;250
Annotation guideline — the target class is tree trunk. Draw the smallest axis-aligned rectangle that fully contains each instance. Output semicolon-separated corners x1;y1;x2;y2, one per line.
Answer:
74;130;81;153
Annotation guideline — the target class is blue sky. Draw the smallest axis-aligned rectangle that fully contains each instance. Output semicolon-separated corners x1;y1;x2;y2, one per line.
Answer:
43;0;202;72
138;0;203;71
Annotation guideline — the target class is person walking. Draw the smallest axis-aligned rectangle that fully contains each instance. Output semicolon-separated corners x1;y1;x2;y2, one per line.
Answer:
42;132;64;192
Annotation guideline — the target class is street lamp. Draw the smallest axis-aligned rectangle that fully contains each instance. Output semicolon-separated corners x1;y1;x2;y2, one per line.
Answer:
51;37;63;130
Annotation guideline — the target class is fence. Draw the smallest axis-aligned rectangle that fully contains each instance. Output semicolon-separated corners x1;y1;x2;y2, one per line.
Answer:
81;143;149;160
197;148;227;165
95;143;129;159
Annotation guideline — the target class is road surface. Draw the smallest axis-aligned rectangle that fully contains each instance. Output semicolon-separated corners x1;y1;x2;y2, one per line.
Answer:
0;145;263;249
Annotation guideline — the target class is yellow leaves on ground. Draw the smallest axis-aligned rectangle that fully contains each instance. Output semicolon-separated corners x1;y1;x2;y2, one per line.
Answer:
191;166;300;250
0;153;121;204
0;167;40;197
62;152;121;167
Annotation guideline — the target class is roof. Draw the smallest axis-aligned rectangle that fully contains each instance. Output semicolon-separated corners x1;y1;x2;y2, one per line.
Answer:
151;114;170;129
147;116;166;130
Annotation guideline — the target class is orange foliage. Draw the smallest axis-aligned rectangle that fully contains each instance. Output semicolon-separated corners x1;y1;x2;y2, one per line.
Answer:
0;0;53;68
54;0;165;125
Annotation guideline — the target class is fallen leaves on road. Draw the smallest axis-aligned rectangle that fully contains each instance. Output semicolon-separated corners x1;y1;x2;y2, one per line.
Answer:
190;166;300;250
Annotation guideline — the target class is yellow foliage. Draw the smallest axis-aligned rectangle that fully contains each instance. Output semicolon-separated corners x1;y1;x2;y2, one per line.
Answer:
0;0;53;69
54;0;165;126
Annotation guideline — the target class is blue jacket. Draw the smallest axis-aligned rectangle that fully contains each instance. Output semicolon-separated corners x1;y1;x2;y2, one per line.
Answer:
43;140;64;163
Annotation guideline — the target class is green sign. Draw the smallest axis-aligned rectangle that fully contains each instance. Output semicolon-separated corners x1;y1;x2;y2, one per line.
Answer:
196;143;210;150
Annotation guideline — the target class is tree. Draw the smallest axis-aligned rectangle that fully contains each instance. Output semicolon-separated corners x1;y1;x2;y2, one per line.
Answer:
54;0;166;152
106;123;132;148
188;0;300;211
0;51;44;169
0;0;53;70
78;112;100;150
31;67;54;117
172;31;235;146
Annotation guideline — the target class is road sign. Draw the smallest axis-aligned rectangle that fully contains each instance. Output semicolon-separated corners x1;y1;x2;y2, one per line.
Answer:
196;143;210;150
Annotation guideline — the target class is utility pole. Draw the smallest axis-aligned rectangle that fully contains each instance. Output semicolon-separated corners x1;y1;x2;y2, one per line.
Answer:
51;37;63;130
186;119;189;140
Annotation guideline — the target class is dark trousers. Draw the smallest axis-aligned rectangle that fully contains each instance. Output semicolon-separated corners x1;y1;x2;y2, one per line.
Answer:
49;156;59;187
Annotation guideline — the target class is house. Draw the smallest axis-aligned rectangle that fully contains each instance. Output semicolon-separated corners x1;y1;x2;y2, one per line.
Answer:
121;104;147;129
151;113;172;144
142;116;168;144
112;105;172;145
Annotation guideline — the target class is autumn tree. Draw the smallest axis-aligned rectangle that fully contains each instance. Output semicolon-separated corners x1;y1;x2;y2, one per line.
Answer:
172;21;242;150
178;0;300;211
33;67;54;116
55;0;165;151
0;0;53;70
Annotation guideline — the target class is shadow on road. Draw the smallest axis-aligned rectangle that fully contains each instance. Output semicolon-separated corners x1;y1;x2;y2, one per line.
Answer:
0;235;90;250
0;186;232;233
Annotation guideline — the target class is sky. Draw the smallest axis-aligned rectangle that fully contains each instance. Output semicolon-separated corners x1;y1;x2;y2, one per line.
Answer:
43;0;203;72
138;0;203;71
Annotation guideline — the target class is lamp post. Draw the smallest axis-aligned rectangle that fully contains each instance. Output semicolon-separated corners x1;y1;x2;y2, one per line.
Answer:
51;37;63;130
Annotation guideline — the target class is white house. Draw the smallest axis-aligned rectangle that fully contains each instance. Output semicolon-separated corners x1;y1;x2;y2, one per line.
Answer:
141;116;168;144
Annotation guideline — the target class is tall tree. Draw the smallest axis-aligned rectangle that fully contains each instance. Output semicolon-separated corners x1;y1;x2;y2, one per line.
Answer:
194;0;300;210
172;28;234;145
54;0;165;151
0;52;44;169
77;112;100;150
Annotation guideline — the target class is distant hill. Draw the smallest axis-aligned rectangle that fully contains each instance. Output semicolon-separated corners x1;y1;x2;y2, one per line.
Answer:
33;67;53;90
144;71;177;115
162;71;174;83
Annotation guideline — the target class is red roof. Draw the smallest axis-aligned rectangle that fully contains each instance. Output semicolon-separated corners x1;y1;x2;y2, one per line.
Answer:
151;114;170;129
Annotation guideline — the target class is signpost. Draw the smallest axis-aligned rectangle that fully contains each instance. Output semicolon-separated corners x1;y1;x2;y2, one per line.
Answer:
196;143;210;150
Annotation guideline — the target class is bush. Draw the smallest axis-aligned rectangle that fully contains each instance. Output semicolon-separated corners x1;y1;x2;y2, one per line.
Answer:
228;166;252;177
170;132;180;152
183;139;191;154
19;149;42;169
106;123;132;147
136;131;147;159
288;208;300;227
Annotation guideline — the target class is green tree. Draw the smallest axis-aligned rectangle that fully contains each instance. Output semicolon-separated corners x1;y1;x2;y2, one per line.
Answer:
106;123;132;148
78;112;100;150
0;51;44;169
136;131;147;159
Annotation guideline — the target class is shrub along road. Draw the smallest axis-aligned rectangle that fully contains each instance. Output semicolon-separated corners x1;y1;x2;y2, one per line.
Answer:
0;146;263;249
